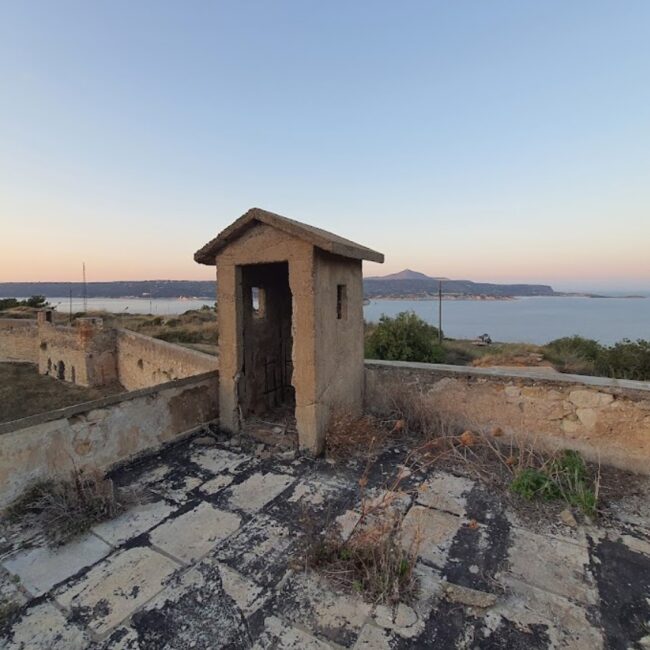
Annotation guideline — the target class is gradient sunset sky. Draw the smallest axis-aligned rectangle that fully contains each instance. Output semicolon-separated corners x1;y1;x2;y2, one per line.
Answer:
1;1;649;291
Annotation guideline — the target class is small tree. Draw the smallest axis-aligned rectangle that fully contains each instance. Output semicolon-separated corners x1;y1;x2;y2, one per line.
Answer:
365;312;444;363
25;295;49;308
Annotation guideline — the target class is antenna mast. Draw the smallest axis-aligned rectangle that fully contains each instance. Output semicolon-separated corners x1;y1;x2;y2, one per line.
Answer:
82;262;88;313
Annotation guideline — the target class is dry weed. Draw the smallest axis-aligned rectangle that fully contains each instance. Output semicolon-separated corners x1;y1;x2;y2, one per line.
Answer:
326;412;389;460
7;466;138;545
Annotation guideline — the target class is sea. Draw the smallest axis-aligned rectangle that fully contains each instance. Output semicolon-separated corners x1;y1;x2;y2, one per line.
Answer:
23;295;650;346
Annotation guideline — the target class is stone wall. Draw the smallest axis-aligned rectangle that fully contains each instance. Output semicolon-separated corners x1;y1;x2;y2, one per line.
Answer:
0;314;217;390
0;319;38;362
115;329;217;391
365;360;650;475
0;371;219;509
37;316;118;386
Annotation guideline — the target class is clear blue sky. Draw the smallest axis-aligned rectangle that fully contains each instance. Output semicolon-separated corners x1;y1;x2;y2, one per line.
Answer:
1;1;649;290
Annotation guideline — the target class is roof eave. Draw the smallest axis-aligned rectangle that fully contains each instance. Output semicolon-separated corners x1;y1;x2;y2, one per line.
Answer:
193;208;385;265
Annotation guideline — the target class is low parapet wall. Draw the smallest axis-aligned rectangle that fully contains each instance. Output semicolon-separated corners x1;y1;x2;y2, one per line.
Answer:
0;319;38;363
0;371;219;509
365;360;650;475
116;328;217;391
0;316;217;390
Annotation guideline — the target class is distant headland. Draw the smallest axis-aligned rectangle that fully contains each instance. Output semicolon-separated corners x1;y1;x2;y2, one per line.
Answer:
0;273;641;301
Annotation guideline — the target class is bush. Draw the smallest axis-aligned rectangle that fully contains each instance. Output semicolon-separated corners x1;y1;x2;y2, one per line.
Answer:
544;335;650;381
543;336;603;374
596;339;650;381
0;295;49;312
510;450;597;516
365;312;444;363
24;295;49;308
0;298;19;312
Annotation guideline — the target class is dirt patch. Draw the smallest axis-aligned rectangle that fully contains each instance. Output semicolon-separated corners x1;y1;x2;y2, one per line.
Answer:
0;363;122;425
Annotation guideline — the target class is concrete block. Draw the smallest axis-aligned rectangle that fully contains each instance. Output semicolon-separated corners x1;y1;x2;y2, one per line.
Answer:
55;546;179;635
149;501;241;563
2;534;111;596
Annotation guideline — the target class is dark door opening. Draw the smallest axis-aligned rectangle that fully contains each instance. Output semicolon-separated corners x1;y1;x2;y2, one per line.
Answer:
57;360;65;380
239;262;294;419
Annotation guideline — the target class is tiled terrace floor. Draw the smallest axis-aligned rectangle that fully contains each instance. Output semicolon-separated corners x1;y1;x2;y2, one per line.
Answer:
1;429;650;649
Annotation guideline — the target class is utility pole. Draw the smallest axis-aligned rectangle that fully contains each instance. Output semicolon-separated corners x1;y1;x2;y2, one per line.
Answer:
438;280;443;344
82;262;88;313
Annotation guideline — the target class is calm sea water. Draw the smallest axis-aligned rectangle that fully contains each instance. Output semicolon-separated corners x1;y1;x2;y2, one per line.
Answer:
35;295;649;345
365;297;650;345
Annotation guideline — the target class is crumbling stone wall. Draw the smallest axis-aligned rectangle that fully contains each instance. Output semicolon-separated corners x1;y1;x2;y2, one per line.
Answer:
0;371;219;509
0;319;38;362
365;360;650;474
116;329;217;391
37;315;118;386
0;312;217;390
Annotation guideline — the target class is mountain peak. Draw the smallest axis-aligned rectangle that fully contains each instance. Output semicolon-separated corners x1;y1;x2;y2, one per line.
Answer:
368;269;433;280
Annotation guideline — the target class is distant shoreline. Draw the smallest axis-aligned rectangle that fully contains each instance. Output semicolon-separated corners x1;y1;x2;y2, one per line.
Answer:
366;294;646;302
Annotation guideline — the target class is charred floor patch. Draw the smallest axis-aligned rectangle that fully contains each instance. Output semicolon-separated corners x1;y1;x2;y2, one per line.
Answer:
590;535;650;649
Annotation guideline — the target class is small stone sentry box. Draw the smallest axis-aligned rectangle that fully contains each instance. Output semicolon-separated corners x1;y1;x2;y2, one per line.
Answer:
195;208;384;454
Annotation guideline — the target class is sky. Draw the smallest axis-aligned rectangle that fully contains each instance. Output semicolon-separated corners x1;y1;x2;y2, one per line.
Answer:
1;1;649;291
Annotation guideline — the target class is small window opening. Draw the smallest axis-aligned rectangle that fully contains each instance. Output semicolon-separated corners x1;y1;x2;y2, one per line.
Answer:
71;366;76;383
57;360;65;380
337;284;347;320
137;358;144;370
252;287;266;319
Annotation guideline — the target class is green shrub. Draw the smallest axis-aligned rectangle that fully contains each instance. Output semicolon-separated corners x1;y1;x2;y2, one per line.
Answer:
544;336;650;381
0;298;19;312
511;468;561;501
545;335;602;361
510;450;597;516
24;295;49;308
0;295;49;312
595;339;650;381
365;312;444;363
543;336;603;374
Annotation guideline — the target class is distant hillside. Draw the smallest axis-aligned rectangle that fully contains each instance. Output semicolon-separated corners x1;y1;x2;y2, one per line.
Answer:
0;274;556;301
0;281;216;300
365;270;555;298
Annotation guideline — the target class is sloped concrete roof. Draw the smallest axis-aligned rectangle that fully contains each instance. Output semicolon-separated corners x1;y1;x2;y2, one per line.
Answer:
194;207;385;265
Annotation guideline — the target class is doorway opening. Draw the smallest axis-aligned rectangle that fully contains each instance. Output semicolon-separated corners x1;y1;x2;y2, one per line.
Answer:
238;262;295;443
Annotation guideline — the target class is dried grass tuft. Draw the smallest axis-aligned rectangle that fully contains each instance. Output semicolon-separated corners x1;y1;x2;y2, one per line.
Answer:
326;412;388;460
306;510;420;605
6;466;138;545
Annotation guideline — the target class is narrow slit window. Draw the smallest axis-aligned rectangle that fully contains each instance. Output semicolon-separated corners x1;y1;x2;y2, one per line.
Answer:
336;284;347;320
252;287;266;319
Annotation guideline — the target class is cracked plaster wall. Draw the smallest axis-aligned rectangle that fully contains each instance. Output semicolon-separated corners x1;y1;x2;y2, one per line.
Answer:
0;372;219;509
